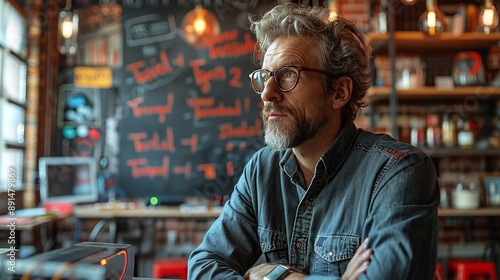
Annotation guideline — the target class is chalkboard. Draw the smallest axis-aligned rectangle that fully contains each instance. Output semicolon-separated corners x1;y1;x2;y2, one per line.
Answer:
118;1;273;199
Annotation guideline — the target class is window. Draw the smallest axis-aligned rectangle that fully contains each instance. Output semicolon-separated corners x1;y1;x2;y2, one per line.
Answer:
0;0;28;191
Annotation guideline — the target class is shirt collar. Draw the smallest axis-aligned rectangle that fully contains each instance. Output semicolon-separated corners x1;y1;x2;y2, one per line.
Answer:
279;120;360;183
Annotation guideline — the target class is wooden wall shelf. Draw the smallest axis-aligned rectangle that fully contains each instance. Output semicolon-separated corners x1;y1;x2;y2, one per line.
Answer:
367;32;500;52
438;207;500;217
367;86;500;100
421;148;500;158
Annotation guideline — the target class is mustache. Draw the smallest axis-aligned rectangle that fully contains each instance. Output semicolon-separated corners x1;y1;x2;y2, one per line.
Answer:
262;104;291;117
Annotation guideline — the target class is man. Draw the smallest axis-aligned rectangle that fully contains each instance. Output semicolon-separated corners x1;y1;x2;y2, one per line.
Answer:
188;3;439;279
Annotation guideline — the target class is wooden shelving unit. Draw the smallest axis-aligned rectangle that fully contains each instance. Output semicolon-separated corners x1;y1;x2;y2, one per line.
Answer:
367;29;500;165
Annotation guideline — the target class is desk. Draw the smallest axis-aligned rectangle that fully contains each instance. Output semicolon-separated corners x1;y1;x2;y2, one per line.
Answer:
0;212;69;255
73;204;222;219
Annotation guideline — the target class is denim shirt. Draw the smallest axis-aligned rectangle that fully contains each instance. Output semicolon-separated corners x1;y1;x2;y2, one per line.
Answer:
188;120;439;280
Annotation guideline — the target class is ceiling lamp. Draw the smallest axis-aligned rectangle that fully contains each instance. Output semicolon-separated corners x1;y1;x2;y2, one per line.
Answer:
57;0;79;55
401;0;418;5
418;0;448;38
478;0;499;34
328;0;339;21
181;5;220;48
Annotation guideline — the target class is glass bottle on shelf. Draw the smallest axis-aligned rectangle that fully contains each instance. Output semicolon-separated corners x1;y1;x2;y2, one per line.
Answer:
410;113;426;147
442;113;457;148
426;113;441;148
457;114;475;149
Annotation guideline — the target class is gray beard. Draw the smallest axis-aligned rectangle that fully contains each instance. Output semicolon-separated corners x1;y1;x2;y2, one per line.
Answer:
264;122;292;151
263;113;327;151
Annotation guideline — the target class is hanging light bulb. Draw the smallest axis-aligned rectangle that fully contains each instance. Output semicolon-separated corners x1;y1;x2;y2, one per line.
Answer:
478;0;499;34
57;0;79;55
181;5;220;48
61;16;74;39
328;0;339;21
401;0;418;5
418;0;448;38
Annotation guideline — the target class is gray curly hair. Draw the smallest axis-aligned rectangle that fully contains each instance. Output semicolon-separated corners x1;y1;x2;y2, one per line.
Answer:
249;3;373;121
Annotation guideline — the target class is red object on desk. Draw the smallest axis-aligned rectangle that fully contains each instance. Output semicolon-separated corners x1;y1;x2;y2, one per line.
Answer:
44;201;74;215
152;257;188;279
448;259;497;280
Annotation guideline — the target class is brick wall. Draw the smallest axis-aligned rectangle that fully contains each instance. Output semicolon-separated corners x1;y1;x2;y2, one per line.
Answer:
339;0;370;31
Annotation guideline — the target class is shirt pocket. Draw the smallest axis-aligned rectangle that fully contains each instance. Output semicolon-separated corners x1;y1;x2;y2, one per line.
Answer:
258;226;288;262
313;234;359;276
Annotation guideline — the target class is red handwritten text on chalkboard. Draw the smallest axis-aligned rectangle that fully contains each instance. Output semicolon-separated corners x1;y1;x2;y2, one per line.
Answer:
180;134;198;154
127;157;170;179
208;32;255;60
219;119;262;140
187;97;242;119
197;164;217;180
173;162;192;180
128;127;175;153
127;92;174;123
190;59;226;93
228;67;242;88
126;50;175;85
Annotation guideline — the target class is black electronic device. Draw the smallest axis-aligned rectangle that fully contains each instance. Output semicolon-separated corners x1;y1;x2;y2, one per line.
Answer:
6;242;134;280
145;195;185;207
264;264;291;280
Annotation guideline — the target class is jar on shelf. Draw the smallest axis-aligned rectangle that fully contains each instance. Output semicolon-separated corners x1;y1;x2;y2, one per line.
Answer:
396;58;426;89
488;182;500;207
451;174;480;209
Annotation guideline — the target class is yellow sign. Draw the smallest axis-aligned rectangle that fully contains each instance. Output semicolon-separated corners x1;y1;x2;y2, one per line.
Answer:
74;67;113;88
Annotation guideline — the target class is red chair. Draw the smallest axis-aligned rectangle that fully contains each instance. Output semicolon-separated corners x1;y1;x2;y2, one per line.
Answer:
152;257;188;279
448;259;497;280
434;262;443;280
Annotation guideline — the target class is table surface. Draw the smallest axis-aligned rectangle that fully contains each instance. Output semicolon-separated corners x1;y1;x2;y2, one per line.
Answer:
0;213;69;230
73;203;223;219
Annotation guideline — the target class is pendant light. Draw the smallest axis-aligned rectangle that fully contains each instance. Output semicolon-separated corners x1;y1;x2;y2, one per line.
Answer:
328;0;339;21
401;0;418;5
418;0;448;38
181;5;220;48
478;0;499;34
57;0;79;55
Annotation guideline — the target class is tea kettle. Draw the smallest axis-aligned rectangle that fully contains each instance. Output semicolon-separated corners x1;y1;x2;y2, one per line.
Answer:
452;51;486;86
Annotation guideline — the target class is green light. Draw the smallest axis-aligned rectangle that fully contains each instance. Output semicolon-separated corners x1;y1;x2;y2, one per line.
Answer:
150;196;159;206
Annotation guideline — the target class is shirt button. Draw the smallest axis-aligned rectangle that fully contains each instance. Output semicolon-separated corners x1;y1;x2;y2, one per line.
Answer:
328;251;334;256
296;242;302;249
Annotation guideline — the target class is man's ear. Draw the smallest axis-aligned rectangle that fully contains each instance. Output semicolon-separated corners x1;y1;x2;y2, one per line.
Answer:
331;76;352;109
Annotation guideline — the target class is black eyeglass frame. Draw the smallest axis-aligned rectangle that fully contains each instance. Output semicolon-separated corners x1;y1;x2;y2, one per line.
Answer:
248;65;332;94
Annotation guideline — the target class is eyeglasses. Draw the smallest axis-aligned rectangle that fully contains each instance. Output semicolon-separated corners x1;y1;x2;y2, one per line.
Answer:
248;65;331;94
